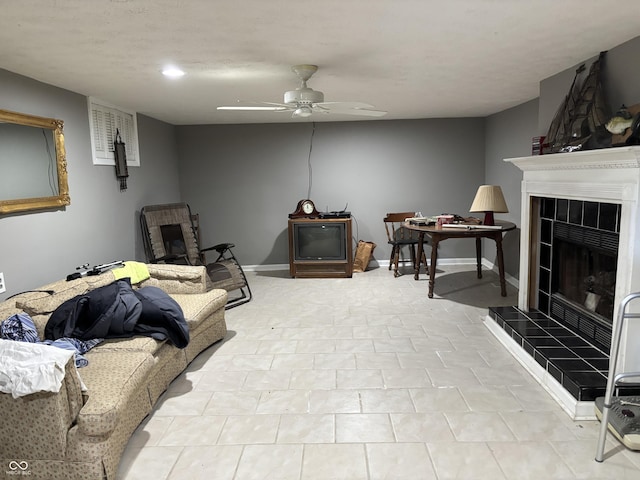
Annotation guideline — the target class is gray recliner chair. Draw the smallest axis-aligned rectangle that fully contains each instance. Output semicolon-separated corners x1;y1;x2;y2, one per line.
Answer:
140;202;252;309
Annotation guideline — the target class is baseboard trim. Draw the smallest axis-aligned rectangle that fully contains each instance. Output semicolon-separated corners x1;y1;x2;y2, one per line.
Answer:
243;258;520;290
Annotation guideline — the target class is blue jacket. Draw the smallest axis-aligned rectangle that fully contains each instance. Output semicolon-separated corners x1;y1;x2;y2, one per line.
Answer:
45;279;189;348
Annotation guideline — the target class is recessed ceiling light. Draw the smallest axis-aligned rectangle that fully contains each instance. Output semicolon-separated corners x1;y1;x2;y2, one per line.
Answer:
162;67;185;78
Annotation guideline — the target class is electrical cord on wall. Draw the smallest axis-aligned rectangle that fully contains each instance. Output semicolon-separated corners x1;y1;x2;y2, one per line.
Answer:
306;122;315;200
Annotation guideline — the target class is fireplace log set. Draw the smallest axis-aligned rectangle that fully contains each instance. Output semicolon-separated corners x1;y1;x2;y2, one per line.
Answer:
554;238;616;322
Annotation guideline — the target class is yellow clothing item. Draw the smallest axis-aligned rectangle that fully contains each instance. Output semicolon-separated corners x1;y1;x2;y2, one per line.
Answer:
112;261;150;284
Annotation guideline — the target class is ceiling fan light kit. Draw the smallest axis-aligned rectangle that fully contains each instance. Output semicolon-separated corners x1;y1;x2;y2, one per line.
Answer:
217;64;387;118
293;106;313;118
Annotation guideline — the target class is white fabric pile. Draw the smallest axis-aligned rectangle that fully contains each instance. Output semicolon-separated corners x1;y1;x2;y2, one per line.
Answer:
0;338;74;398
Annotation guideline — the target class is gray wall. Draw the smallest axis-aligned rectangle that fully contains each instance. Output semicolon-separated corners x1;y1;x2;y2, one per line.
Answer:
0;69;181;301
176;118;486;267
484;99;540;279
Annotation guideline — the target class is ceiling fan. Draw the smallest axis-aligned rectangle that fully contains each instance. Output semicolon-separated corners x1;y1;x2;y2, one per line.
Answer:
217;64;387;118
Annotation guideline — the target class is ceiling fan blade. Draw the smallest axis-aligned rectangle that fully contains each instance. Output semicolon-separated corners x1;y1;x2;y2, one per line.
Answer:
336;108;387;117
259;101;293;108
217;106;287;111
217;101;290;112
316;102;378;109
314;102;387;117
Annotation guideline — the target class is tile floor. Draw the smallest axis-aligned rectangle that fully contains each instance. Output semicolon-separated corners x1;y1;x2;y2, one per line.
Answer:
117;264;640;479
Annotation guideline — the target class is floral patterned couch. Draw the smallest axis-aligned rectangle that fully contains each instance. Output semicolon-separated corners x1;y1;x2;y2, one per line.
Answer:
0;263;228;480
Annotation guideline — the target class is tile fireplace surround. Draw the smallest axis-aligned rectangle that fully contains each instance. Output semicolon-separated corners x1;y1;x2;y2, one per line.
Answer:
484;146;640;420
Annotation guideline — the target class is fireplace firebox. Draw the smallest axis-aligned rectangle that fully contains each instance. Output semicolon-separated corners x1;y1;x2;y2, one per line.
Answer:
537;197;619;351
552;237;616;321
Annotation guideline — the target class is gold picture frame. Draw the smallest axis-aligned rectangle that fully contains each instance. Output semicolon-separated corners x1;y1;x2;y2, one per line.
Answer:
0;108;70;214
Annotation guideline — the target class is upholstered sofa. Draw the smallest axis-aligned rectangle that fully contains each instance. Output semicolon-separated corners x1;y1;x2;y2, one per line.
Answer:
0;263;228;480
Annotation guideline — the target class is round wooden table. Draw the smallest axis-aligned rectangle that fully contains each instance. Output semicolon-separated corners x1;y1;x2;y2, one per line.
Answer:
405;220;516;298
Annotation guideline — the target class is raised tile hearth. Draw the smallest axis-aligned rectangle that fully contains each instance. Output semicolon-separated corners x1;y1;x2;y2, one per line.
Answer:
489;306;609;402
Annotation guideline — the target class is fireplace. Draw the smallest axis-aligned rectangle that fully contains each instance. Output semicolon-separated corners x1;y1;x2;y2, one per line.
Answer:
485;146;640;419
540;197;619;350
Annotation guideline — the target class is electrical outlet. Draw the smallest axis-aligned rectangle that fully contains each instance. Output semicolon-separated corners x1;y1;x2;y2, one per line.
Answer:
0;272;5;294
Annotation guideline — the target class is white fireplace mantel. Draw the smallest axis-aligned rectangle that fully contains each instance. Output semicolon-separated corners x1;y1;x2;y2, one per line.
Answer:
507;146;640;171
506;145;640;373
505;146;640;322
508;147;640;206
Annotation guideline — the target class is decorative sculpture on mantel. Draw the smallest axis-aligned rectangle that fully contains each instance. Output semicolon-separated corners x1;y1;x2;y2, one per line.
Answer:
544;51;611;154
606;104;640;146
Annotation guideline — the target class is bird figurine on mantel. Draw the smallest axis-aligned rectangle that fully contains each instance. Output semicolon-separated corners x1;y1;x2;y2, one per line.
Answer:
606;103;640;146
605;105;633;134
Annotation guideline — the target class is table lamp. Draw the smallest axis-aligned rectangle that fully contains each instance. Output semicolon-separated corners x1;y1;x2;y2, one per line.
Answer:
469;185;509;225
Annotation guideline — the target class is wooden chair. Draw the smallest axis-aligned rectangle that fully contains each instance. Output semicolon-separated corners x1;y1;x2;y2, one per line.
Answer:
383;212;428;277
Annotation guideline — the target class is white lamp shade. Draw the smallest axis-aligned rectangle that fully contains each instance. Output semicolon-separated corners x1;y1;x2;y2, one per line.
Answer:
469;185;509;213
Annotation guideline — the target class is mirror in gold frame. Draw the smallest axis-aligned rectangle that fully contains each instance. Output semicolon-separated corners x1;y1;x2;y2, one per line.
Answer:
0;108;70;214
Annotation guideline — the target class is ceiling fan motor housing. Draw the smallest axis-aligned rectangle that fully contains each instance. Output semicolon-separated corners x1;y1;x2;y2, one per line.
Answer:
284;87;324;105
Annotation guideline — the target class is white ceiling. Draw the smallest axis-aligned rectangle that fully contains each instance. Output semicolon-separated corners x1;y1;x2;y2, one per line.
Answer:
2;0;640;125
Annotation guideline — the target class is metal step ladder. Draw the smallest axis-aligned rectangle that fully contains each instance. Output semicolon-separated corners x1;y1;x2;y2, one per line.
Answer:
595;292;640;462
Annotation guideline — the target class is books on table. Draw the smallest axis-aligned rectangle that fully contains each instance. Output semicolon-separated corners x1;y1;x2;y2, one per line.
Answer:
442;223;504;230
